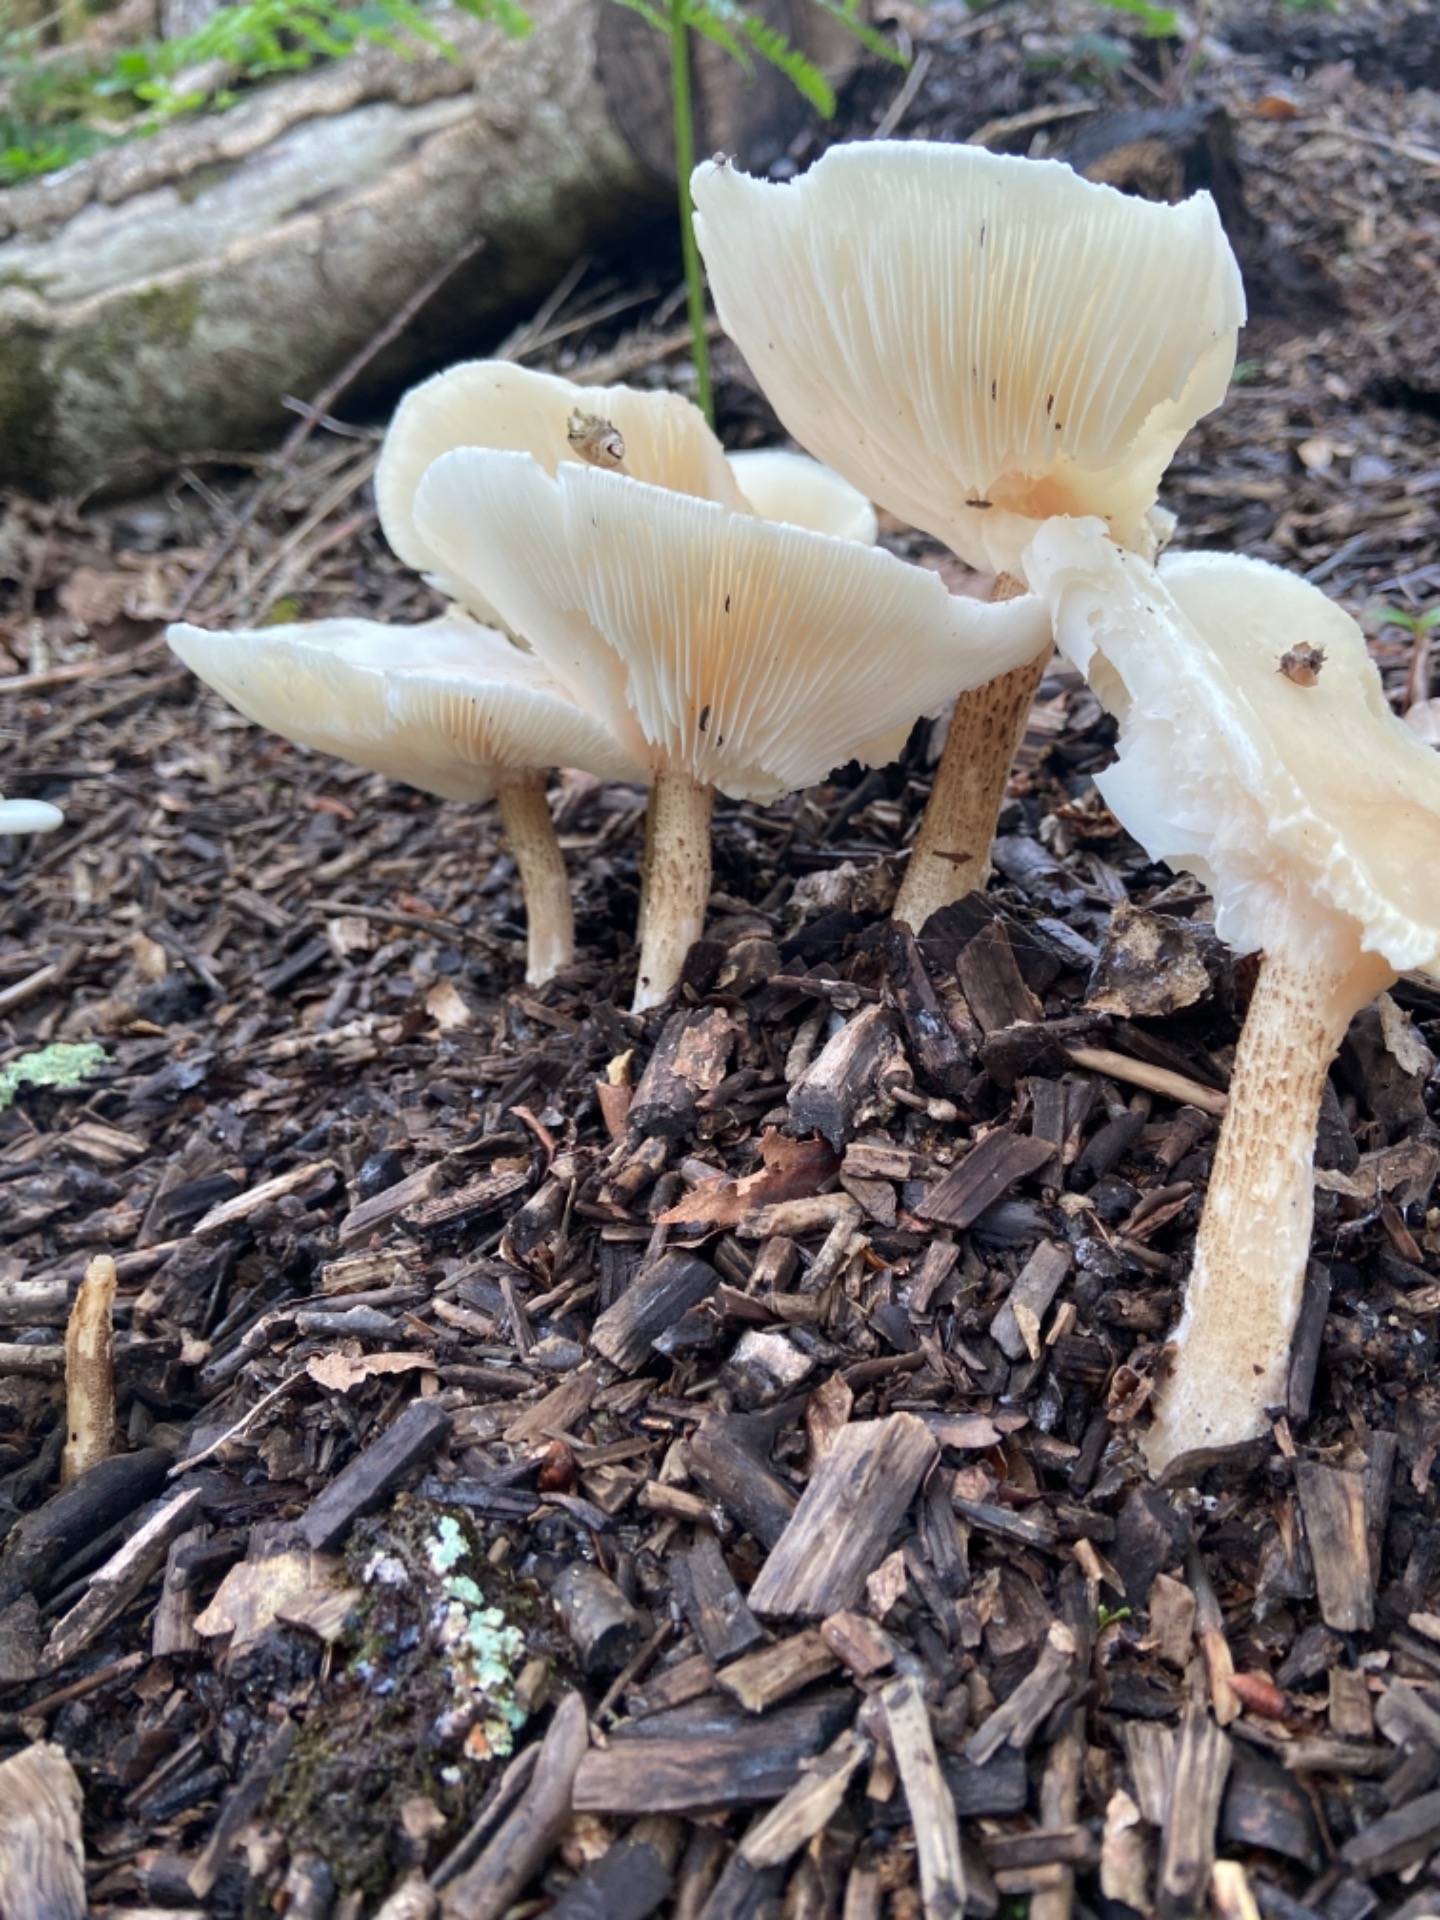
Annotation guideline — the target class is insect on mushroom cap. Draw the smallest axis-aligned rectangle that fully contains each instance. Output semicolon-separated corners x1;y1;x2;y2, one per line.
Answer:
167;613;643;801
1023;519;1440;976
691;141;1246;576
412;447;1053;802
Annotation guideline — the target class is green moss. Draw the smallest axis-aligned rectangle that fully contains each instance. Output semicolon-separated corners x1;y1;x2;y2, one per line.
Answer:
265;1498;553;1898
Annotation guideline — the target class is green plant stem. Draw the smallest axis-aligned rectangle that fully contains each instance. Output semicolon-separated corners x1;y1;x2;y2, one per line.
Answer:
667;0;713;428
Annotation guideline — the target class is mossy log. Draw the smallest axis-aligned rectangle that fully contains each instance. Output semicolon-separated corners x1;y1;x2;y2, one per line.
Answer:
0;0;857;497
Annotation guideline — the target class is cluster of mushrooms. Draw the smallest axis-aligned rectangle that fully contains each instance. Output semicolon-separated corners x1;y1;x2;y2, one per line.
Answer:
169;141;1440;1482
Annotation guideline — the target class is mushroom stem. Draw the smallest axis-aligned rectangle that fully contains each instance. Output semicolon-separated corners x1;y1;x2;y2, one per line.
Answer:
62;1253;118;1485
893;574;1045;931
1143;940;1395;1479
633;770;714;1013
495;770;574;988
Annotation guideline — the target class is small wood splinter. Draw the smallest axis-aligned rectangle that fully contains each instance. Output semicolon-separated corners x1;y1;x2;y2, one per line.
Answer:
566;409;625;470
1278;643;1326;685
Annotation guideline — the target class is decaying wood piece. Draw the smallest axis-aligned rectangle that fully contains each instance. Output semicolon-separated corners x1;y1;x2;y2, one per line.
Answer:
443;1692;590;1920
884;924;971;1097
0;1743;86;1920
991;1241;1072;1362
881;1676;966;1920
299;1398;452;1551
1031;1719;1086;1920
747;1414;936;1616
738;1728;870;1870
1156;1702;1231;1920
687;1409;799;1550
1340;1785;1440;1878
955;922;1043;1034
60;1252;118;1484
188;1716;298;1898
42;1484;205;1672
671;1532;766;1665
1294;1461;1373;1632
0;1447;172;1609
573;1694;853;1813
916;1131;1055;1230
787;1004;901;1149
965;1625;1078;1765
546;1815;684;1920
630;1010;736;1139
591;1251;720;1373
717;1628;838;1712
551;1563;647;1674
0;1276;70;1326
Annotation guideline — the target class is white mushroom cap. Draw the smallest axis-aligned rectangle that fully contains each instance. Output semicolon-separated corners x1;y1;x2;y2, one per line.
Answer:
412;450;1053;803
726;449;878;545
0;798;63;834
376;361;749;612
692;143;1245;576
167;612;643;802
1023;517;1440;975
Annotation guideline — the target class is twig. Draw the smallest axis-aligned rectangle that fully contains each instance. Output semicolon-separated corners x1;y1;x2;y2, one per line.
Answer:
167;1371;305;1477
1065;1045;1228;1117
966;98;1095;151
873;49;933;141
0;635;168;696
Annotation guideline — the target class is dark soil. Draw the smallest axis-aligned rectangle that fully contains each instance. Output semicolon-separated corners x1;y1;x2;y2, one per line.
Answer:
1;4;1439;1917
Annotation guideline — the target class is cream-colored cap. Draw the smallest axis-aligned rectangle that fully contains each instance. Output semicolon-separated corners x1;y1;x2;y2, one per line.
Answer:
692;142;1245;575
0;798;62;834
413;449;1052;802
1024;517;1440;975
168;612;642;803
726;448;878;544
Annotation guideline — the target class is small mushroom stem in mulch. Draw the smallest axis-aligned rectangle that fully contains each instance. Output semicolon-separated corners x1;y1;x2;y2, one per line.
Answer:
633;770;715;1014
1143;939;1393;1479
62;1252;118;1485
494;770;575;988
894;573;1038;930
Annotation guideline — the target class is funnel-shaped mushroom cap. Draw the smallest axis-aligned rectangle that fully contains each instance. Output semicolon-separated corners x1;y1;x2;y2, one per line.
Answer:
1024;518;1440;974
692;143;1245;576
376;361;749;608
413;450;1052;803
726;449;878;545
0;798;62;833
168;613;643;803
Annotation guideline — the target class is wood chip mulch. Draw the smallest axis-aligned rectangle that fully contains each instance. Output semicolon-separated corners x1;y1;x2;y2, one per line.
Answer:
1;2;1440;1916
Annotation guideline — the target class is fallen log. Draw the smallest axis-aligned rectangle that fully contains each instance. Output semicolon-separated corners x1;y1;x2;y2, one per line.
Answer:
0;0;860;496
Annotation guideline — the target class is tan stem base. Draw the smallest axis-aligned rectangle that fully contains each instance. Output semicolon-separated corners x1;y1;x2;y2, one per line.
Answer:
893;572;1046;932
62;1253;117;1485
1143;944;1395;1480
496;771;574;988
633;771;713;1013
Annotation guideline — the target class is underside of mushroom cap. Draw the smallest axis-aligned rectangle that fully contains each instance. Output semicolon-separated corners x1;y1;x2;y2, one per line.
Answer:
376;361;749;600
413;449;1052;803
726;449;878;545
1023;518;1440;975
692;143;1244;576
168;613;642;803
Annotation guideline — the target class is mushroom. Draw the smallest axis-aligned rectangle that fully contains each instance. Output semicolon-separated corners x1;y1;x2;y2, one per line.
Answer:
691;141;1245;928
167;613;642;986
412;448;1052;1010
375;361;879;616
0;798;62;833
1022;515;1440;1477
